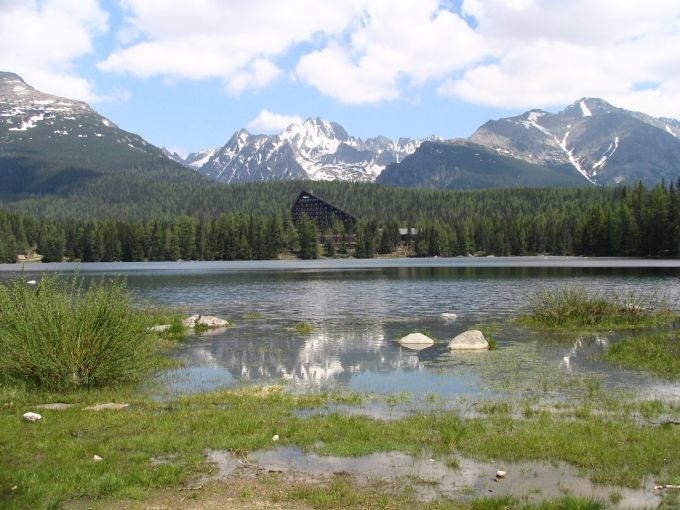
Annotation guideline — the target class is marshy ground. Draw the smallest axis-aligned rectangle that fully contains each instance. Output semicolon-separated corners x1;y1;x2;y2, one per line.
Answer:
2;277;680;509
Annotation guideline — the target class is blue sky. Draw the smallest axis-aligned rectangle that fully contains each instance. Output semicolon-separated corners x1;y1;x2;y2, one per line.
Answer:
1;1;678;156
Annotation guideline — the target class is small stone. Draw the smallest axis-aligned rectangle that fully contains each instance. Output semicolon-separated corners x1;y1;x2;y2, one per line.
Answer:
440;312;458;320
22;412;42;422
496;470;507;478
149;324;171;333
93;455;103;462
272;434;280;442
448;330;490;351
84;403;130;411
11;486;17;491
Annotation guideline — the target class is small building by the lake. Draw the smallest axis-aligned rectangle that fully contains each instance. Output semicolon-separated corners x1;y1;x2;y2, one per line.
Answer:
291;190;356;227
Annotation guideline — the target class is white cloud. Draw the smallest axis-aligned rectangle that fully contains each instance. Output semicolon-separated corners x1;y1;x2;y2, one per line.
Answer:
0;0;108;102
439;0;680;117
98;0;362;93
297;0;488;104
247;109;303;134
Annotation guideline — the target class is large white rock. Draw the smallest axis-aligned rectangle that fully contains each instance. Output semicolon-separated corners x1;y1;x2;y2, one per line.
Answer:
182;315;229;329
447;330;489;351
398;333;435;347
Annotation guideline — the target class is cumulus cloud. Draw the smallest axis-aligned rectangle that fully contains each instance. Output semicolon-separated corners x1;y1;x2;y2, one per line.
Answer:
98;0;361;93
297;0;488;104
439;0;680;117
0;0;108;102
247;109;303;134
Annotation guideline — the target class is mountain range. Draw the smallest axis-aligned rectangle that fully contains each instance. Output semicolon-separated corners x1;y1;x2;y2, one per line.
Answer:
2;70;680;195
171;119;426;183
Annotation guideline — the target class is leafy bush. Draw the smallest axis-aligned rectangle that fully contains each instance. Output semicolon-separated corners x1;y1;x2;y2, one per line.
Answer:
0;274;157;390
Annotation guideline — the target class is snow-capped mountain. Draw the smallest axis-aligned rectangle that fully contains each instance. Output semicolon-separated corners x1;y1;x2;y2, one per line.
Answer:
187;117;427;183
469;98;680;186
0;71;170;171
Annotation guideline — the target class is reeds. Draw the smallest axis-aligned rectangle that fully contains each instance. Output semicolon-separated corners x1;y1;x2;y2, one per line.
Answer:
522;287;673;328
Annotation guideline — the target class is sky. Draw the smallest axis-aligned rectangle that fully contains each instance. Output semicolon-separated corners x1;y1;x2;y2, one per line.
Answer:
1;0;679;156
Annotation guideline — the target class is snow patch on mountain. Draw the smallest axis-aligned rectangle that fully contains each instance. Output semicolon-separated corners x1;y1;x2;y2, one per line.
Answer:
579;100;592;117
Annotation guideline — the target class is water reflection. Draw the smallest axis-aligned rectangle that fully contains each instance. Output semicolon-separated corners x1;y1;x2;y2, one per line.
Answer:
3;259;679;401
170;320;428;392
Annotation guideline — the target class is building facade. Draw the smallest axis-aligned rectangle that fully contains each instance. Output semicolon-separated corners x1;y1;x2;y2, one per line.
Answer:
291;190;356;227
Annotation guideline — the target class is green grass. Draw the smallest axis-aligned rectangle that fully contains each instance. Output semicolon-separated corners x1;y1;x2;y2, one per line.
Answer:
243;311;263;320
519;287;674;329
0;274;160;391
605;331;680;378
1;385;679;508
291;322;315;334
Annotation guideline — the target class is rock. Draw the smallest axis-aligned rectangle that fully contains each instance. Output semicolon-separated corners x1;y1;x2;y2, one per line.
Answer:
496;470;507;478
440;312;458;320
448;330;489;351
149;324;171;333
22;412;42;422
26;280;37;286
93;455;103;462
272;434;280;442
84;403;130;411
182;314;229;329
36;403;76;410
398;333;435;348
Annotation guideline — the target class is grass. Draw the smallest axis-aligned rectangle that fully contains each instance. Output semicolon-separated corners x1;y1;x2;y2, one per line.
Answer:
519;286;674;329
243;311;263;320
2;385;680;508
0;274;161;391
291;322;316;334
605;330;680;378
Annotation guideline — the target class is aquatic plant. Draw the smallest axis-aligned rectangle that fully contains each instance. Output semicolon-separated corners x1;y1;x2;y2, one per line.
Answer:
520;287;673;329
0;274;157;390
291;322;315;334
605;331;680;378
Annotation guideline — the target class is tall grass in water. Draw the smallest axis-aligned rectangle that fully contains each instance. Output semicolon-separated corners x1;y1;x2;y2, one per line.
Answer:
522;287;673;328
0;274;156;390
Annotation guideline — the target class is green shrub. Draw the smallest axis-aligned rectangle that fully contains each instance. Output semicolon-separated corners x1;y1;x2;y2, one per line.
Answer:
0;274;157;390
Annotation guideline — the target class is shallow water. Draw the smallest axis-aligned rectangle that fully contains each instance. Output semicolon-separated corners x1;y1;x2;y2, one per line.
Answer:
5;257;680;403
206;447;660;508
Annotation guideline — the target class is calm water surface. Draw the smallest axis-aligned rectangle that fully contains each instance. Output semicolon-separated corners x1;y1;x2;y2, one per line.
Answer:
4;257;680;403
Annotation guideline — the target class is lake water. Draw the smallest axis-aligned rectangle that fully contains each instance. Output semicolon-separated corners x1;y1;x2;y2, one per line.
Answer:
4;257;680;405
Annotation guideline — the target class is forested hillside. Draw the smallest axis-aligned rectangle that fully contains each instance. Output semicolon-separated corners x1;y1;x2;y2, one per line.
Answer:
2;180;680;262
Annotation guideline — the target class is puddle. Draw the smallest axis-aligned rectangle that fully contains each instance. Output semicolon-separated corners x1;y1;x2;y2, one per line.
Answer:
206;447;660;508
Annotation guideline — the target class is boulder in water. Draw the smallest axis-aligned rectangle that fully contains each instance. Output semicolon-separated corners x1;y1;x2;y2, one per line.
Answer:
448;330;489;351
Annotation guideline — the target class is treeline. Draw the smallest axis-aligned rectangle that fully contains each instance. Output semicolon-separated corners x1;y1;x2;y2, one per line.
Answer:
2;181;680;262
579;181;680;257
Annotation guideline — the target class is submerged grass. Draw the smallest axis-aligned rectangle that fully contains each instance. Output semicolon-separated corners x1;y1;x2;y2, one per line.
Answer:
519;286;674;329
292;322;316;334
0;274;160;391
605;330;680;378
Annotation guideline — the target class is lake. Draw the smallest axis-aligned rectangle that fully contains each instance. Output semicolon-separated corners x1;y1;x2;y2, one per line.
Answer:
4;257;680;406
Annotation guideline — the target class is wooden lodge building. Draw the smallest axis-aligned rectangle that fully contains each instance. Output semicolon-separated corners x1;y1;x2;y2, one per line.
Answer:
291;190;357;227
